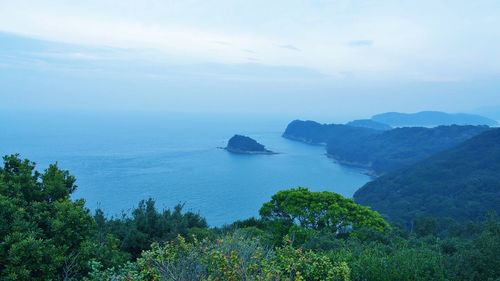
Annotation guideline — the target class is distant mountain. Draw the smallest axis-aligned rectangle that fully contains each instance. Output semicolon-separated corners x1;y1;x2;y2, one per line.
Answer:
282;120;380;145
225;135;275;154
327;125;490;175
354;128;500;226
372;111;498;127
346;119;392;131
473;106;500;122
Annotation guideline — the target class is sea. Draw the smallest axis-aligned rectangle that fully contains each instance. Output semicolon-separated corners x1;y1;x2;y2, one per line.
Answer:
0;111;370;226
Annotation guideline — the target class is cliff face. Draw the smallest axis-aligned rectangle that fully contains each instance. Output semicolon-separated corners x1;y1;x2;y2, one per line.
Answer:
225;135;275;154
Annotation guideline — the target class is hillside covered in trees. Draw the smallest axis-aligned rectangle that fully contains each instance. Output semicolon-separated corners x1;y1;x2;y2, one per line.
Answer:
283;119;490;175
282;120;380;145
326;125;490;175
225;134;275;154
354;128;500;227
345;119;392;131
1;155;499;280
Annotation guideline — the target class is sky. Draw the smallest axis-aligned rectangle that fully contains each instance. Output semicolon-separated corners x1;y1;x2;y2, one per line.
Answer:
1;0;500;120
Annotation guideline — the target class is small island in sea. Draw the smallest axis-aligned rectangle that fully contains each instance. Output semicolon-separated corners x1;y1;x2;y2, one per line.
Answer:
224;134;277;155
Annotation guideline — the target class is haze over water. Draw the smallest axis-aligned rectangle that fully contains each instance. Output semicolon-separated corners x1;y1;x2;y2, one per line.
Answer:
0;112;370;225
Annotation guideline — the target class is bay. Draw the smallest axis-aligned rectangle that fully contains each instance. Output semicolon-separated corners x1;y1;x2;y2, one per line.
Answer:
0;112;370;225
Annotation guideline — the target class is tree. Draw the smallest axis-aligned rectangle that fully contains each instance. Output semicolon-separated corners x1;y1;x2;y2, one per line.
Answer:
100;198;208;259
259;188;390;234
0;155;123;280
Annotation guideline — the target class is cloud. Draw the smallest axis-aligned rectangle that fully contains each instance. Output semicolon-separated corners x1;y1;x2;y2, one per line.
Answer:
0;1;499;81
348;40;373;47
212;41;232;46
277;44;301;51
242;49;256;54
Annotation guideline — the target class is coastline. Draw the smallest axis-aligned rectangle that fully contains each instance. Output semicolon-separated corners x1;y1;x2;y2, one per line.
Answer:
281;134;327;146
281;134;379;178
325;153;380;178
220;147;278;155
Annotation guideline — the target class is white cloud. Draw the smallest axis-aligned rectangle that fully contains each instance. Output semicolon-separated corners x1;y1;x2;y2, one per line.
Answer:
0;0;499;81
349;40;373;47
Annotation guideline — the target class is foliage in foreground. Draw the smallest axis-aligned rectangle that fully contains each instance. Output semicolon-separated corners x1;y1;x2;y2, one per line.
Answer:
95;198;208;259
85;233;350;281
0;155;204;280
1;154;499;281
85;217;500;281
0;155;127;280
260;187;390;233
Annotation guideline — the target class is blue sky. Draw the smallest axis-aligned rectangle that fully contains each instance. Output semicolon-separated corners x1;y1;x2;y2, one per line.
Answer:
1;0;499;120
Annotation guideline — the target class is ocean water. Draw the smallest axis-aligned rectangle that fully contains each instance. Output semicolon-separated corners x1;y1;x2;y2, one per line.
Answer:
0;112;370;225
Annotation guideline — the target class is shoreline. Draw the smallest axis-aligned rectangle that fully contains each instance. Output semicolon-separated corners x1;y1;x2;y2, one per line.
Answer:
281;134;379;178
281;134;327;146
325;153;380;178
219;147;279;155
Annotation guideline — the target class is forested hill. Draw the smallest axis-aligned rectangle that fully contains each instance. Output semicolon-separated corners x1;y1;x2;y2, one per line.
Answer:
372;111;498;127
225;134;275;154
346;119;392;131
283;120;490;176
327;125;490;175
354;128;500;226
282;119;380;145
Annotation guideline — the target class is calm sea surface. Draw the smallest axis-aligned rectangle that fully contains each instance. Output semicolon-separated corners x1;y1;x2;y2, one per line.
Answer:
0;112;370;225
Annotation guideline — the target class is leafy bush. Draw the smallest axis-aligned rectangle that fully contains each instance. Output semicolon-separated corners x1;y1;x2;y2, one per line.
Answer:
96;199;208;259
0;155;126;280
86;233;351;281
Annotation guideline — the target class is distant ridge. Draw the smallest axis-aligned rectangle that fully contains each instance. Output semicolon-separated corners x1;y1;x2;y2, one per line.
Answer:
346;119;392;131
372;111;498;127
473;106;500;121
354;128;500;226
